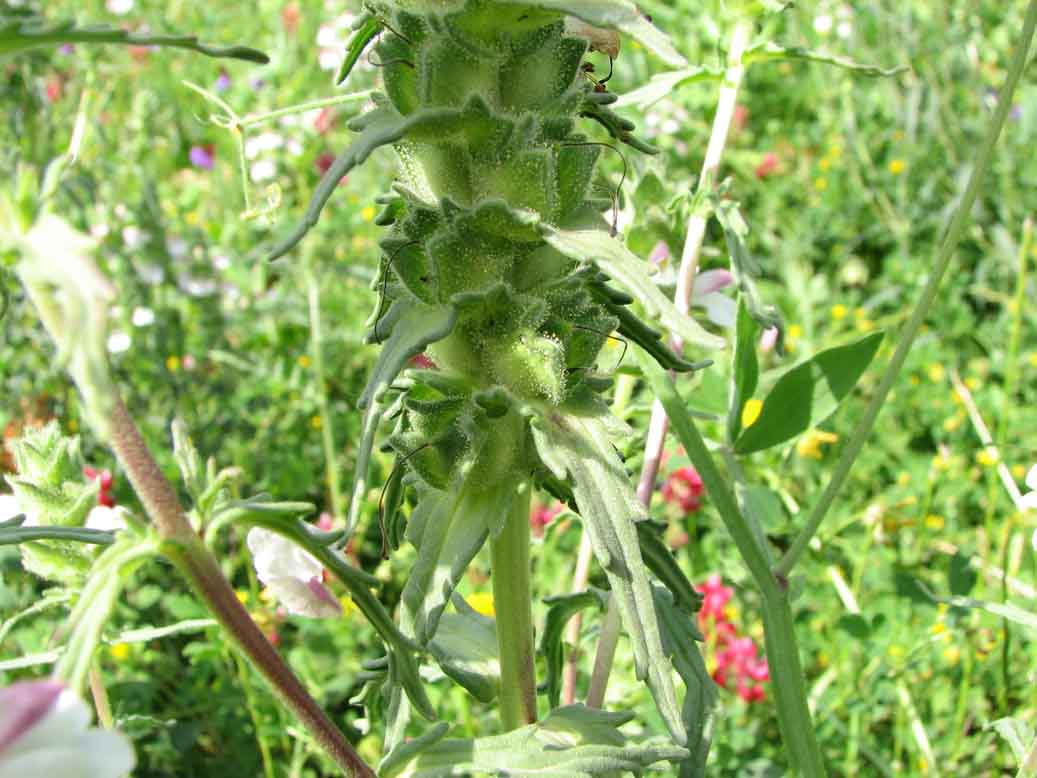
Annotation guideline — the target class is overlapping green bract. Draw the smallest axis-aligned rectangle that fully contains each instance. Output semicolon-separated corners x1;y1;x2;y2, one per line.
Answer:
275;0;722;757
4;422;99;582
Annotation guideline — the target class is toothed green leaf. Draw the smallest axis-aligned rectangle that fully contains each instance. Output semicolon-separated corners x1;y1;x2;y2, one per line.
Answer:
379;704;689;777
402;480;515;645
543;226;725;351
349;301;456;530
531;407;686;745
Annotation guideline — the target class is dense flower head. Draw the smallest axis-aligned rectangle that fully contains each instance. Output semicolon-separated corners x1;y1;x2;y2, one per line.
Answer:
662;466;705;513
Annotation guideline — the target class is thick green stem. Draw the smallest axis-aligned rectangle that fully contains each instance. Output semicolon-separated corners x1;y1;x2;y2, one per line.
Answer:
775;0;1037;578
108;397;375;778
639;352;827;775
490;482;537;730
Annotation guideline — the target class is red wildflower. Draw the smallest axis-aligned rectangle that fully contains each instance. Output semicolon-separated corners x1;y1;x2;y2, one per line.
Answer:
84;466;115;508
755;152;779;179
530;501;563;537
662;466;705;513
696;574;769;703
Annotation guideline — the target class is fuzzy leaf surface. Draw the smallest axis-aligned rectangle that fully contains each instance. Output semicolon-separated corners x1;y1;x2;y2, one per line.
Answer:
531;407;686;745
543;227;724;352
428;595;500;703
379;704;688;777
402;480;515;645
349;301;456;530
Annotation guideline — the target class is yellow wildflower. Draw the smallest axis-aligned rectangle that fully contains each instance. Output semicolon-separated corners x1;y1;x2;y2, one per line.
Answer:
109;642;131;661
830;304;848;320
976;447;999;467
814;177;828;191
1029;353;1037;368
466;592;495;617
887;644;904;659
855;317;875;332
943;645;961;665
297;354;312;369
942;414;963;432
896;472;911;486
1012;464;1026;479
888;159;906;175
741;398;763;428
360;206;376;222
310;415;323;430
68;419;78;432
927;363;946;383
818;157;832;172
797;430;839;459
185;210;200;226
339;595;358;618
165;355;180;372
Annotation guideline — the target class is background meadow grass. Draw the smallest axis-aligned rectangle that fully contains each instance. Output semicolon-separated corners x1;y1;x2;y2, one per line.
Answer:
2;1;1036;775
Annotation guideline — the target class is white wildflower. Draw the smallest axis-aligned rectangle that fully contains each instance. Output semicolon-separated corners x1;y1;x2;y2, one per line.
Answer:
246;528;341;618
0;680;135;778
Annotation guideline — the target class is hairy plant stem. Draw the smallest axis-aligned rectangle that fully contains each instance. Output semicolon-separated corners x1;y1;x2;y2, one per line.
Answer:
587;16;752;712
490;482;537;730
774;0;1037;578
107;396;375;778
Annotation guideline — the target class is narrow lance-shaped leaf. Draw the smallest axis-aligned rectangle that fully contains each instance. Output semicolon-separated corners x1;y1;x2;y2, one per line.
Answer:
734;332;884;455
335;13;382;86
540;588;609;709
543;226;725;352
378;704;689;778
653;585;718;778
0;14;269;62
742;41;908;77
531;407;686;745
615;66;723;109
636;521;703;618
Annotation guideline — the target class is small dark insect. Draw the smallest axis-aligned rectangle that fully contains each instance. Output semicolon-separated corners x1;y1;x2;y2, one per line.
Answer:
559;140;628;236
567;324;629;375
